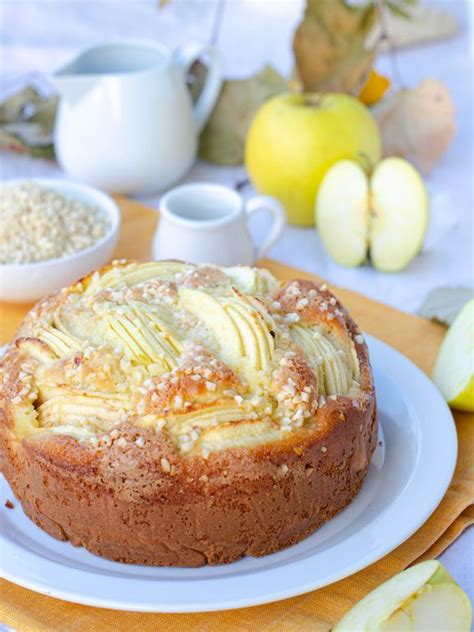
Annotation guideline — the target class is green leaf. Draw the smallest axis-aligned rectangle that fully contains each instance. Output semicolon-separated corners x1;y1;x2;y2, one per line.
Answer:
198;65;288;166
418;287;474;326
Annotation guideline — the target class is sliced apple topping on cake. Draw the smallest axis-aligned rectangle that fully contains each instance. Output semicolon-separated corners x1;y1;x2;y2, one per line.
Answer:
83;260;192;294
4;262;368;456
224;266;278;296
100;305;182;372
37;393;131;439
35;326;81;358
178;286;276;378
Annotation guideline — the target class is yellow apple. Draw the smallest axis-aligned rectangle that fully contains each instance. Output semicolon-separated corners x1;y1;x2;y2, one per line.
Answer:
245;92;381;226
334;560;472;632
316;157;429;272
433;299;474;411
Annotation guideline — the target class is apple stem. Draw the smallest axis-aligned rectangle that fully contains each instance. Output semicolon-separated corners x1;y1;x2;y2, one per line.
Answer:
358;151;375;174
303;94;323;108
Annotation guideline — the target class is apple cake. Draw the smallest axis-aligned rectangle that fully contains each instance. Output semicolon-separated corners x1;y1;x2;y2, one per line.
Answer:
0;261;376;566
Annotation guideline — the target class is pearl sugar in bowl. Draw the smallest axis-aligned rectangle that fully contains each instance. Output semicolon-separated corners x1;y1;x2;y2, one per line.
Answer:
0;179;120;302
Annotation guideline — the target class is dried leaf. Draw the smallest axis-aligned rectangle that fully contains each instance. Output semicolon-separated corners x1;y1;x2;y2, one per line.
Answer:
198;66;287;166
292;0;377;93
0;86;38;123
0;86;57;160
367;4;459;50
418;287;474;326
374;79;455;173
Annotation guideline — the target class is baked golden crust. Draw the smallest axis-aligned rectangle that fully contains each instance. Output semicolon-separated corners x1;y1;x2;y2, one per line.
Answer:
0;261;376;566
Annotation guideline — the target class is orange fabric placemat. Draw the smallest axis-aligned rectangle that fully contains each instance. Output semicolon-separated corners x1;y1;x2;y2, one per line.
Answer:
1;197;473;631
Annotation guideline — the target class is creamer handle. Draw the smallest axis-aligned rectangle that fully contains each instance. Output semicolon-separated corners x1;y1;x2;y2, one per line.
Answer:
245;195;286;260
174;42;223;133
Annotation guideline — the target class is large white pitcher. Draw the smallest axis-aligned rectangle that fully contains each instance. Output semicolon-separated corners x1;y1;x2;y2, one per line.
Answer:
51;39;222;194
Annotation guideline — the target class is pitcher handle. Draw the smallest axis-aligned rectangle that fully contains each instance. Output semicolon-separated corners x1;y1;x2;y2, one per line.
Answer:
245;195;286;260
174;42;222;133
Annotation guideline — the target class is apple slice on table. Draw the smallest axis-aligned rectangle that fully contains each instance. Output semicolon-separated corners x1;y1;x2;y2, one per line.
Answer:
316;158;429;272
433;299;474;411
334;560;472;632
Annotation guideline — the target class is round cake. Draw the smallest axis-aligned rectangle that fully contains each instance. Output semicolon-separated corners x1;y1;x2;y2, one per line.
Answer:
0;261;376;566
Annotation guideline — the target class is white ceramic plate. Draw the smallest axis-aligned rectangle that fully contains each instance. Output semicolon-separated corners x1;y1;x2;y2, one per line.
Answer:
0;336;457;613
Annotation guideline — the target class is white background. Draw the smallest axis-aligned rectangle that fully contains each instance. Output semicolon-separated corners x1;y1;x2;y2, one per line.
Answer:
0;0;473;614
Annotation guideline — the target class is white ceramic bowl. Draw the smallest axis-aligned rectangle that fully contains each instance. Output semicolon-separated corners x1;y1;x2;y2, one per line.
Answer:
0;178;121;303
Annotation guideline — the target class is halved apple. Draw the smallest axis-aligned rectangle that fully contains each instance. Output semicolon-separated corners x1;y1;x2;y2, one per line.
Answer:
316;158;429;272
370;158;429;272
317;160;370;267
433;299;474;411
334;560;471;632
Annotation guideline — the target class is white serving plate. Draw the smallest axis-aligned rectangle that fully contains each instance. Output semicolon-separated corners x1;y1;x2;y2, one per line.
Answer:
0;336;457;613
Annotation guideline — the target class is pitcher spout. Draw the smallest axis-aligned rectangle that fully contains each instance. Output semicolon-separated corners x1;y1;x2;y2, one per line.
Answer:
50;68;99;105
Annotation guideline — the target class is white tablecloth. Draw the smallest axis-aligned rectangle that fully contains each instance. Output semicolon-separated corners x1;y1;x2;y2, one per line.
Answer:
1;0;473;613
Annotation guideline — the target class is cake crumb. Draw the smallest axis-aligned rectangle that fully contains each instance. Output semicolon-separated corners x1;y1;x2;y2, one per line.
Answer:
161;457;171;473
5;499;14;509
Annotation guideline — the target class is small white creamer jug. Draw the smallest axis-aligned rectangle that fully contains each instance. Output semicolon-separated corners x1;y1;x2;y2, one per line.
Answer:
51;39;222;195
152;183;286;266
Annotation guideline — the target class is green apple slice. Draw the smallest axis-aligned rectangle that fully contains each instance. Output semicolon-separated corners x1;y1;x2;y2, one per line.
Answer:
225;266;278;295
370;158;429;272
233;289;277;332
85;261;191;293
290;325;326;390
230;289;276;365
178;288;244;365
433;299;474;411
225;304;262;371
311;329;351;394
290;325;352;395
37;326;80;357
316;159;369;267
334;560;472;632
